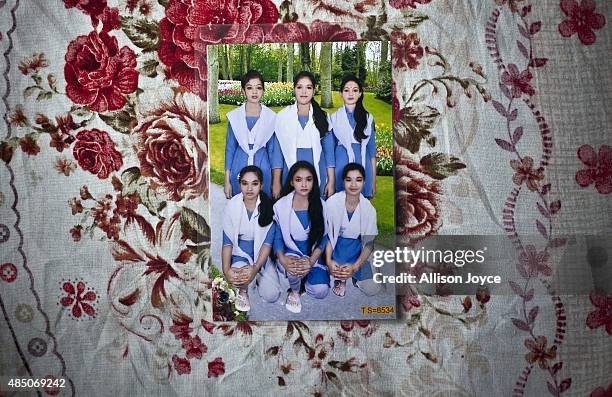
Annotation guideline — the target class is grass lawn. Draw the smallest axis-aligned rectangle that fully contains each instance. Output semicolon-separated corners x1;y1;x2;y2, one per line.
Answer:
208;92;394;238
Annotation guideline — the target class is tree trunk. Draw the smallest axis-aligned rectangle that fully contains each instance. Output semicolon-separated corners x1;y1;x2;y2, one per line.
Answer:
320;42;333;108
277;45;283;82
219;45;229;80
208;45;220;124
246;45;253;71
310;44;317;71
227;45;234;79
381;40;389;65
240;46;248;75
299;43;310;72
356;42;366;82
286;43;294;82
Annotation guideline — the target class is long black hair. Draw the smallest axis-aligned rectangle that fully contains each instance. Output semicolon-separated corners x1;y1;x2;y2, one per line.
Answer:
241;69;265;90
340;74;369;142
293;71;329;138
280;161;324;254
342;162;366;180
238;165;273;227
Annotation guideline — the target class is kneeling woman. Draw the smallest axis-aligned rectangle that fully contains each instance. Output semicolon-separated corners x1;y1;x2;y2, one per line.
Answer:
325;163;380;297
222;166;275;312
259;161;330;313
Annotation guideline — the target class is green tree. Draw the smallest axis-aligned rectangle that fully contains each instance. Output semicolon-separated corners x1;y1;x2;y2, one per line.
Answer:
299;42;310;72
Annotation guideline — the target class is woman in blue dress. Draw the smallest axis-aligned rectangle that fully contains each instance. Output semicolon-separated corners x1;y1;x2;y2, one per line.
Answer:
222;166;276;312
258;161;330;314
271;71;335;199
325;163;380;297
330;75;377;198
224;70;276;198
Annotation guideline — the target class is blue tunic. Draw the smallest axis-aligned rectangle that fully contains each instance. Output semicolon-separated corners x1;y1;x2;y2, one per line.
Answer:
270;115;336;197
225;116;275;196
222;210;275;265
330;210;373;281
273;209;329;286
334;107;376;197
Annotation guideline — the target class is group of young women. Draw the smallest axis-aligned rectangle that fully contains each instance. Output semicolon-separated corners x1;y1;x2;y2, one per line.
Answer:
221;70;380;314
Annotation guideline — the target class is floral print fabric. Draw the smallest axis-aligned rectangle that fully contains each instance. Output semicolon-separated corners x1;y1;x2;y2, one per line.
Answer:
0;0;611;395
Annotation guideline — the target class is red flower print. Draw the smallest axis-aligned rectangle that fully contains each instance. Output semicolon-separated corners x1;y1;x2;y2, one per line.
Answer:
54;157;77;176
501;64;535;98
392;31;424;70
389;0;431;9
401;287;421;312
524;335;556;369
159;0;278;98
266;20;356;43
340;320;371;332
586;291;612;335
170;321;194;341
307;20;358;42
8;105;28;127
73;129;123;179
182;335;207;359
19;136;40;156
60;281;97;318
18;53;48;75
70;226;82;242
395;148;442;243
476;286;491;304
519;245;552;277
207;357;225;378
64;31;138;113
63;0;107;21
392;82;400;123
510;156;544;191
1;263;17;283
559;0;606;45
575;144;611;194
590;383;612;397
136;92;207;200
172;354;191;375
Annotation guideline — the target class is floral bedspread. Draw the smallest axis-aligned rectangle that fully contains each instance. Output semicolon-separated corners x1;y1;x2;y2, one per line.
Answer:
1;0;610;395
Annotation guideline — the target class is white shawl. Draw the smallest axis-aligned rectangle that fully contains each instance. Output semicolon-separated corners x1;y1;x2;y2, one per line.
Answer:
273;191;328;256
223;193;272;265
274;103;329;183
226;103;276;166
330;107;373;165
326;191;377;250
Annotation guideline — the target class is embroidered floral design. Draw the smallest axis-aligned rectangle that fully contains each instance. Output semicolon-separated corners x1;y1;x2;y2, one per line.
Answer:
559;0;606;45
519;245;552;277
510;156;544;191
391;31;424;70
575;144;611;194
524;335;556;369
586;291;612;335
208;357;225;378
172;354;191;375
0;263;17;283
59;280;97;319
135;92;208;200
501;64;535;98
65;31;138;112
389;0;431;9
73;129;123;179
590;383;612;397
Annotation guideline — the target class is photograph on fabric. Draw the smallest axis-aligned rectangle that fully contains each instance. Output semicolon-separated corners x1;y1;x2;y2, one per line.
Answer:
207;41;396;320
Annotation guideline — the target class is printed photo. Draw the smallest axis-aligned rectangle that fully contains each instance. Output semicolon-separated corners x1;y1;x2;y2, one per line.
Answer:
207;41;395;320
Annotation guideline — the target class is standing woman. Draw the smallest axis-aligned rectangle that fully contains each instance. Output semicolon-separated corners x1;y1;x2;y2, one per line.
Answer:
330;75;377;198
271;71;335;199
325;163;380;297
225;70;276;198
259;161;330;313
222;166;276;312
